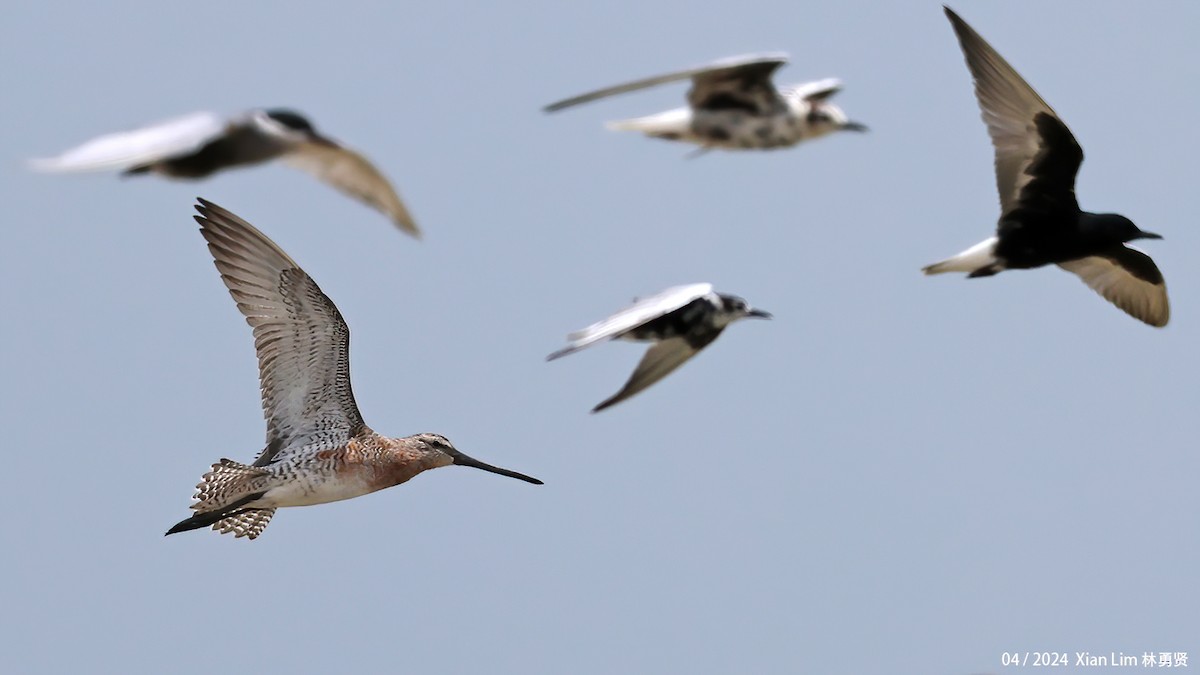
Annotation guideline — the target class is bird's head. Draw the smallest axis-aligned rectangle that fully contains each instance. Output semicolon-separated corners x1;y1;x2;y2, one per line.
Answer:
716;294;773;323
412;433;543;485
1088;213;1162;243
254;109;338;146
801;102;869;137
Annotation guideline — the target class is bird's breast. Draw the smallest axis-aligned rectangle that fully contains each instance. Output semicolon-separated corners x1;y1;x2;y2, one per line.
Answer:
691;110;805;149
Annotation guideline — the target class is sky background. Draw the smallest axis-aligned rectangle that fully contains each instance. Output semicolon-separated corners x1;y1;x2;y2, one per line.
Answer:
2;1;1197;673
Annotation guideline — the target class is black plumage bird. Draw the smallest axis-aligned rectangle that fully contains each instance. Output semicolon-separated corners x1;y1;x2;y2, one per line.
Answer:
923;6;1169;327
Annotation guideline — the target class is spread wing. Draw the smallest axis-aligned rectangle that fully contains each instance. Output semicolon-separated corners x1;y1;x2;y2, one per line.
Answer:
1058;246;1169;327
785;78;844;102
283;142;420;238
543;53;788;113
944;7;1083;218
194;199;367;465
591;336;713;412
29;112;227;173
547;283;714;360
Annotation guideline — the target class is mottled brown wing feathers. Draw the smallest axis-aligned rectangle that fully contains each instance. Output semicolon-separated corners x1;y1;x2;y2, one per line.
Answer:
194;199;366;465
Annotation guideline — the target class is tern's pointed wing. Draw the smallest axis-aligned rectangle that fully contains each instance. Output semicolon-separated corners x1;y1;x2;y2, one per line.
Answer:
944;7;1082;217
785;78;844;102
283;142;420;238
592;337;707;412
29;112;227;173
547;283;714;360
544;53;788;113
1058;246;1169;327
194;199;368;465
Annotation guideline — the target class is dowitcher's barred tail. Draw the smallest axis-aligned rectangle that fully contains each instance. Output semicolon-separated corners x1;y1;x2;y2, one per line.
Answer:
166;459;276;540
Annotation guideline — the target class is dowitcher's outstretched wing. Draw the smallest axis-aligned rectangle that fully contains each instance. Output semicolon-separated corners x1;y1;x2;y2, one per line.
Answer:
194;199;367;465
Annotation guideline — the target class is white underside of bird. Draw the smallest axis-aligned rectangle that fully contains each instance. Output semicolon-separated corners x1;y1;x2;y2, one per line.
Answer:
922;236;1001;275
605;81;848;150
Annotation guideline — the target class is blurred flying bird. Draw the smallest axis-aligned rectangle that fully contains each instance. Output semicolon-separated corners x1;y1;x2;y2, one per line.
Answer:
544;53;866;152
31;109;420;237
548;283;771;412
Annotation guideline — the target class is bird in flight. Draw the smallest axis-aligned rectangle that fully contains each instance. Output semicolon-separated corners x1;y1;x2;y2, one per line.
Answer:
544;53;866;152
923;7;1168;327
31;109;420;238
166;199;540;540
548;284;771;412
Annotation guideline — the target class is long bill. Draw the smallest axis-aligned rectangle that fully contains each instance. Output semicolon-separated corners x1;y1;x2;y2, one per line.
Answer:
447;449;544;485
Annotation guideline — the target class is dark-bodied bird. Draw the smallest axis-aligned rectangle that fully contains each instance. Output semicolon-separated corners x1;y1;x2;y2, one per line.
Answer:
31;109;420;237
548;284;771;412
166;200;539;540
924;7;1168;327
544;53;866;152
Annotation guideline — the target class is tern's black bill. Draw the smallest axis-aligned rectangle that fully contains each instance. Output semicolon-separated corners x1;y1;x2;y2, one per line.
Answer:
448;449;543;485
841;122;869;132
1139;231;1163;240
748;308;773;319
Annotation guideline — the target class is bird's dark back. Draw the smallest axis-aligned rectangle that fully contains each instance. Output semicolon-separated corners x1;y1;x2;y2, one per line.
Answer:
629;298;724;349
142;126;288;178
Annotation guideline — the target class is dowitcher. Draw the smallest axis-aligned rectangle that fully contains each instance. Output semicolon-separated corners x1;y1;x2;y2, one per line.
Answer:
548;283;771;412
923;7;1168;327
31;109;420;237
166;199;540;540
544;53;866;152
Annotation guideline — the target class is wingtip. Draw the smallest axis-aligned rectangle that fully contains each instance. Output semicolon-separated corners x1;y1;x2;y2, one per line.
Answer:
26;157;59;173
943;5;970;32
388;210;422;239
193;197;220;222
590;397;617;413
397;223;423;240
546;344;579;361
943;5;969;31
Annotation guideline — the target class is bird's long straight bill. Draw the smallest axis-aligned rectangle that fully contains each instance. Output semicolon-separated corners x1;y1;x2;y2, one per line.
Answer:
448;449;543;485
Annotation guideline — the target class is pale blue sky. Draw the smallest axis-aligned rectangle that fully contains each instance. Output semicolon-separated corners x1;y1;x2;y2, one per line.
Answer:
2;1;1197;673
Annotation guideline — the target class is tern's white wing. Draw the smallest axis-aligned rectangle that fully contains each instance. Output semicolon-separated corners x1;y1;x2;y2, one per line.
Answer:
547;283;713;360
29;112;227;173
786;78;843;102
591;337;701;412
1058;247;1169;328
944;7;1081;215
283;142;419;238
544;53;788;112
194;199;368;465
